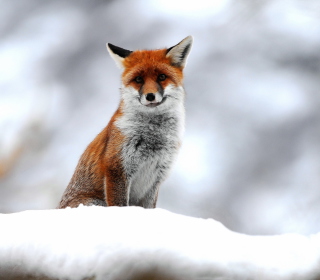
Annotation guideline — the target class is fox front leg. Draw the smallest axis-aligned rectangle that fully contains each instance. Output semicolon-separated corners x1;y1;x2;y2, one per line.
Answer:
105;167;129;206
139;183;160;209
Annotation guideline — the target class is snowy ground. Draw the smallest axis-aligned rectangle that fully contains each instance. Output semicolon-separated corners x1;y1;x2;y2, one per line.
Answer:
1;206;320;280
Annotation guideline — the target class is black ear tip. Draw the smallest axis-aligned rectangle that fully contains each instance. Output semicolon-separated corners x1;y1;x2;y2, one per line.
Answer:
107;43;132;58
107;43;116;50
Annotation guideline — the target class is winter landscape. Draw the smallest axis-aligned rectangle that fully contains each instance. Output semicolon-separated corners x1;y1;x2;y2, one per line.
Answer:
1;0;320;278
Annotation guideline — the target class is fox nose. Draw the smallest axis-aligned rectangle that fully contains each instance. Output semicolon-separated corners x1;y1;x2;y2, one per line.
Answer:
146;93;155;102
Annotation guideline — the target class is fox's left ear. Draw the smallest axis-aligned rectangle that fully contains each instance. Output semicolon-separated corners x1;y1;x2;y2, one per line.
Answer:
166;36;193;68
107;43;132;69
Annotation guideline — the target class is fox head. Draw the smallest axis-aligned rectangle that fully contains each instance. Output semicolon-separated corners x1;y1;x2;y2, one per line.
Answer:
107;36;193;110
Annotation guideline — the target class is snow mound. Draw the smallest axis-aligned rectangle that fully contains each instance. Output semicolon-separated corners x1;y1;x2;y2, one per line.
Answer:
0;206;319;279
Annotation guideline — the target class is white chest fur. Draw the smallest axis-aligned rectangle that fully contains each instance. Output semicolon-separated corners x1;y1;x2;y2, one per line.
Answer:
116;85;185;204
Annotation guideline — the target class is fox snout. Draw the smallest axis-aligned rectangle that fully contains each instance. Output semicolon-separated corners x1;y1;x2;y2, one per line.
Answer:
139;78;164;107
140;91;164;107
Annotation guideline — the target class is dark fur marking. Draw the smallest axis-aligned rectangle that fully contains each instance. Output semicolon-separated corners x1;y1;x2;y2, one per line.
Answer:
166;44;177;54
157;81;164;96
135;137;143;150
180;44;190;61
108;43;132;58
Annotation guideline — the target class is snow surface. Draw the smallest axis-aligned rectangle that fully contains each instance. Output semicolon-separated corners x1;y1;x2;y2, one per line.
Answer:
0;206;319;280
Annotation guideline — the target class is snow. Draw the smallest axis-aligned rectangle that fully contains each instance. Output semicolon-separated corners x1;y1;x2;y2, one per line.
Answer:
0;206;319;279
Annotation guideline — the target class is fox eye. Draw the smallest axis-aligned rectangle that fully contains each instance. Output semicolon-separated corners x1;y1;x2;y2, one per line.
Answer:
158;74;166;81
135;76;143;84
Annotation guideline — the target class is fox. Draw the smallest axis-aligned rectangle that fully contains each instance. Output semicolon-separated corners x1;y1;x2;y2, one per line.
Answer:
58;36;193;209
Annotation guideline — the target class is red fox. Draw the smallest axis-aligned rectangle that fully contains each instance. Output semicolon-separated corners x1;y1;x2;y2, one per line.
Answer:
58;36;193;208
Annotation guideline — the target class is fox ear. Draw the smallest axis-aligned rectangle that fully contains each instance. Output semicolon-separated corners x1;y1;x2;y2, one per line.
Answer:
107;43;132;69
166;36;193;68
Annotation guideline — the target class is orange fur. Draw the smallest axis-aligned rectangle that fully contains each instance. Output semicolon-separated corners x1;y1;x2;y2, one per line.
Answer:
122;49;184;87
58;106;125;208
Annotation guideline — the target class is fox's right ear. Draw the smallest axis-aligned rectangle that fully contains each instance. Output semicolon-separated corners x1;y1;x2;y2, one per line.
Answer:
166;36;193;68
107;43;132;69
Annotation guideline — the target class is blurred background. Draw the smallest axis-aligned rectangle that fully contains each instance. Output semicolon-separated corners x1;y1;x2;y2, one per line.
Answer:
1;0;320;235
